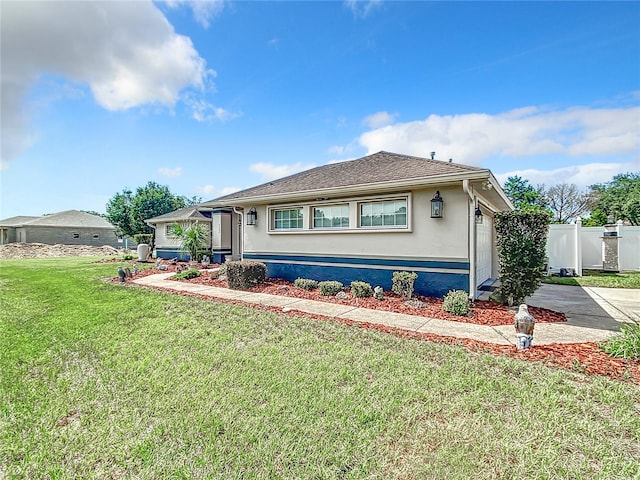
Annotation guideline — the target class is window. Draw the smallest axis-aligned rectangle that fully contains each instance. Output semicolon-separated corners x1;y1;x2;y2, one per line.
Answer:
313;204;349;229
359;199;407;227
165;224;176;236
72;233;80;239
93;234;99;239
273;208;303;230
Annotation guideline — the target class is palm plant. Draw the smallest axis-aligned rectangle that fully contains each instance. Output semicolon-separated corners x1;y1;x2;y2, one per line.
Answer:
171;222;208;262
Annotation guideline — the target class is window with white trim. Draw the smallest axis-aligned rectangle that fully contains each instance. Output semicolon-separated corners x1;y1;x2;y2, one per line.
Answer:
273;208;303;230
359;199;407;227
313;204;349;229
165;224;176;236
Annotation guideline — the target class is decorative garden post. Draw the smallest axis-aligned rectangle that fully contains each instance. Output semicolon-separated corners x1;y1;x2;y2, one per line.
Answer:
514;304;535;349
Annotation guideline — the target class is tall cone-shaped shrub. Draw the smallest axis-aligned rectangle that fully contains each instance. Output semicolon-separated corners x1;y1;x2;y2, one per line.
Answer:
494;211;550;306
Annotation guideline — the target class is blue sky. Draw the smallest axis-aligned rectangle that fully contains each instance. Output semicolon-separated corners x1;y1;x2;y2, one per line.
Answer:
1;0;639;219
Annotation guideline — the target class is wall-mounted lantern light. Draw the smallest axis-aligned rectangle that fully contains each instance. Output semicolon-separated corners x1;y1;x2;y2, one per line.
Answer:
431;191;443;218
475;204;484;224
246;207;257;226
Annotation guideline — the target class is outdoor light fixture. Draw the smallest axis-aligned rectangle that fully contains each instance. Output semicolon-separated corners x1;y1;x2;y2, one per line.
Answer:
431;191;443;218
246;207;257;226
475;204;484;224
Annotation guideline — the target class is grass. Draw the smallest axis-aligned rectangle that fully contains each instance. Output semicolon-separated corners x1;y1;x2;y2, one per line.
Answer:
543;269;640;288
1;257;639;479
602;323;640;360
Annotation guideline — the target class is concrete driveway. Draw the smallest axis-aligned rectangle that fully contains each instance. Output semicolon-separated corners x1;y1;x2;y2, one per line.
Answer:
526;284;639;332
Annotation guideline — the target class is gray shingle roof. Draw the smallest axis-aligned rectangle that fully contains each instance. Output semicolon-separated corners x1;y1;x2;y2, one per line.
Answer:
212;151;487;203
145;207;212;224
0;216;40;227
0;210;114;228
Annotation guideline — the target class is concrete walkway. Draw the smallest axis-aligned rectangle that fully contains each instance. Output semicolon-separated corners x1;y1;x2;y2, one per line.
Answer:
133;273;638;346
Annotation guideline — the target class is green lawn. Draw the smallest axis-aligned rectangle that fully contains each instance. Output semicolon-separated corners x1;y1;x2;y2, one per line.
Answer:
543;269;640;288
1;258;639;479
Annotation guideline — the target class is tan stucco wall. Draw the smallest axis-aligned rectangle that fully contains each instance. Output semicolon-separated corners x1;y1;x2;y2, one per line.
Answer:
243;186;470;261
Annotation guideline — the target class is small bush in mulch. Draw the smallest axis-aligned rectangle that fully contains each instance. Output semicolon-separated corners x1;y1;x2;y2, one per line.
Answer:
442;290;471;316
350;281;373;298
173;269;201;280
226;260;267;290
294;278;319;290
318;281;344;296
392;271;418;299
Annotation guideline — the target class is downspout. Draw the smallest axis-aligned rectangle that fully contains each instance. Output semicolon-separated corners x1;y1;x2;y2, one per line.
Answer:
463;180;477;299
232;206;244;260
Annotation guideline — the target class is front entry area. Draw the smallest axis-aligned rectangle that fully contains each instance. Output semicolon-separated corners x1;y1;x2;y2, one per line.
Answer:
476;216;493;287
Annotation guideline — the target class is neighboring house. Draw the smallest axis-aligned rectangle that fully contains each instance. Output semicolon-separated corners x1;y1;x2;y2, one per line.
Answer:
196;151;513;298
145;206;238;263
0;210;129;248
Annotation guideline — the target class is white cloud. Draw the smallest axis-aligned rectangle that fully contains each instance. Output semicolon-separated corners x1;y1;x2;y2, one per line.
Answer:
249;162;317;181
344;0;382;18
495;161;639;189
1;1;213;167
165;0;225;29
195;185;241;197
356;105;640;165
186;96;241;122
158;167;183;178
362;111;398;129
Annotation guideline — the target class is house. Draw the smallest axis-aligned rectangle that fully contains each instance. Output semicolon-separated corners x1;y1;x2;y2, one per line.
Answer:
192;151;513;299
145;206;238;263
0;210;128;248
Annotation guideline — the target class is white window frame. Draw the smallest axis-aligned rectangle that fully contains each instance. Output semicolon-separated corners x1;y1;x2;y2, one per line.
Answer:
165;224;177;237
312;203;350;230
267;192;411;234
358;198;408;229
270;207;304;231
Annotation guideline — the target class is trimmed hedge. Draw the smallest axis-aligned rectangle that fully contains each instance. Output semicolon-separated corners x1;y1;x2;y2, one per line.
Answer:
350;281;373;298
494;211;550;306
442;290;470;316
226;260;267;290
294;278;319;290
392;271;418;299
318;281;344;296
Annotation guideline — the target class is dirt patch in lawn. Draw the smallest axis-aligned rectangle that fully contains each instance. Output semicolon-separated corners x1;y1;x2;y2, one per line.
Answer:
0;242;127;259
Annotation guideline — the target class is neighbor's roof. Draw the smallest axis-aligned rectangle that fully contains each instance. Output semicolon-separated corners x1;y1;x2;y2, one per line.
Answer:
211;151;488;204
0;216;40;227
0;210;115;228
145;206;212;224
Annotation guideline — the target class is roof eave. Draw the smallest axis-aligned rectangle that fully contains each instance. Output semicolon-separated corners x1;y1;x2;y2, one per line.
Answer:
204;170;492;207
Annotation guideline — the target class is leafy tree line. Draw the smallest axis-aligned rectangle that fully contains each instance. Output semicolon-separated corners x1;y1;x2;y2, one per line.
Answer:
105;181;201;237
502;172;640;226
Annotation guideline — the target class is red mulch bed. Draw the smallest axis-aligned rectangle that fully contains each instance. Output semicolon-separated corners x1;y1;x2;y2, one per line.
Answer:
118;262;639;384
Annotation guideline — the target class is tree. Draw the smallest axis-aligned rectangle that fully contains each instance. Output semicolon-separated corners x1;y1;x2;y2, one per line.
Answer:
106;182;191;237
171;222;208;262
494;211;550;306
588;173;640;226
502;176;548;213
544;183;592;223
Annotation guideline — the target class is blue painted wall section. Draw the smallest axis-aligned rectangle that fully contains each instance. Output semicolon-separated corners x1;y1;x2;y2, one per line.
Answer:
243;253;469;298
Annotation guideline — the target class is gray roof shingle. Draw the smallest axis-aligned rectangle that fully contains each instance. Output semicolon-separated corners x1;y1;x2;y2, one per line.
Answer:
145;207;212;224
0;210;114;228
212;151;487;203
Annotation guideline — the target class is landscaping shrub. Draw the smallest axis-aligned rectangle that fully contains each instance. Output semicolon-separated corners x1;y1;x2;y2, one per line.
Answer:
294;278;319;290
133;234;153;245
392;271;418;299
494;211;550;306
601;322;640;360
173;269;201;280
350;281;373;298
318;280;344;296
442;290;471;316
226;260;267;290
122;254;134;260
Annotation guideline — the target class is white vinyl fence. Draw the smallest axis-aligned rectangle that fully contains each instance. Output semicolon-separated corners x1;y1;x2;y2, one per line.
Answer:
547;220;640;275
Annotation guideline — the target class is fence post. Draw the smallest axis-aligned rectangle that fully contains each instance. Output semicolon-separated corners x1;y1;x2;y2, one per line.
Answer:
617;219;624;271
575;217;583;276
